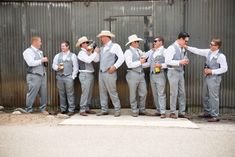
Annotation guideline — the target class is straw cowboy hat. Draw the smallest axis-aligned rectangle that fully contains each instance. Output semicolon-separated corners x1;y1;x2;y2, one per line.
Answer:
76;36;91;47
125;34;143;46
96;30;115;38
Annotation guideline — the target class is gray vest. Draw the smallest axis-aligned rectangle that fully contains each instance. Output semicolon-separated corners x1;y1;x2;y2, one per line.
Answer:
128;48;143;73
100;43;116;72
57;52;73;76
26;48;45;76
206;51;221;70
150;48;165;73
168;43;185;72
78;50;94;72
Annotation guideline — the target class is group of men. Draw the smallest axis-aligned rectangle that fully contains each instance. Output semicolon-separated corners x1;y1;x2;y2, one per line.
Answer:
23;30;228;122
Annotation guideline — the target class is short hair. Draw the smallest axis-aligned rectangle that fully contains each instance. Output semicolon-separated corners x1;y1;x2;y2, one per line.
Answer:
212;38;222;48
61;41;70;48
155;36;164;45
177;32;190;39
31;36;41;44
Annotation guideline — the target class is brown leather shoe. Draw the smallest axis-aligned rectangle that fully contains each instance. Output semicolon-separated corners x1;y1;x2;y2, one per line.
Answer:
114;112;121;117
153;112;161;116
178;114;192;119
86;110;96;114
208;117;220;122
67;112;75;116
160;114;166;119
198;113;211;118
139;111;153;116
169;113;177;119
96;112;109;116
131;112;138;117
80;112;88;116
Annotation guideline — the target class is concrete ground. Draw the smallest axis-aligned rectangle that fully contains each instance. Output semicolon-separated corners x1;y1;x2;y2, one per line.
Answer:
0;110;235;157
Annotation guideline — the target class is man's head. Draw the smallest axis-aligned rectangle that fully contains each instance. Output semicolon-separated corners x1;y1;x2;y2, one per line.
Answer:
76;36;90;49
61;41;70;52
31;36;42;49
153;36;164;49
126;34;143;48
210;38;221;51
177;32;190;47
96;30;115;45
100;36;111;45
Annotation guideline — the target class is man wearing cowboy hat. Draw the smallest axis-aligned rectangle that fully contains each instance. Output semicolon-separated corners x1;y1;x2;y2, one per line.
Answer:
76;36;99;116
96;30;125;117
124;34;152;117
52;41;78;116
146;36;167;118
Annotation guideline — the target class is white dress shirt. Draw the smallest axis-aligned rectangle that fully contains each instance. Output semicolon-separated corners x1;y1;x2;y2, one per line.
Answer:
23;45;43;67
187;46;228;75
124;46;146;68
100;40;124;69
52;51;79;79
146;46;167;69
77;48;99;73
165;41;185;66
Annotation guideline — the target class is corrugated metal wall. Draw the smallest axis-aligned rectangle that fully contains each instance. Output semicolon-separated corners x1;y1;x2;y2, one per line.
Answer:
0;0;234;113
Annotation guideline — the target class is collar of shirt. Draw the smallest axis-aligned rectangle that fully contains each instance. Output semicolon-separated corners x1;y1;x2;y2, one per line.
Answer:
174;41;185;53
153;46;164;58
31;45;43;57
103;40;112;52
130;46;140;56
31;45;38;51
61;50;71;60
81;48;88;53
210;49;219;60
104;40;112;47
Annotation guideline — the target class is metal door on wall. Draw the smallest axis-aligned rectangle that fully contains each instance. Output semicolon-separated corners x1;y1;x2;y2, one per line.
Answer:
107;15;155;108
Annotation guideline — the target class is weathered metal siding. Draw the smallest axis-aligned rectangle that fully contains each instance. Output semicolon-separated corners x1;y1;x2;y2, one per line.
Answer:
0;0;234;113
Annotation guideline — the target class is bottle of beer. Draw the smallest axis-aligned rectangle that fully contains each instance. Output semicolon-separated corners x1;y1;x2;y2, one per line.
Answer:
204;63;209;69
87;41;97;52
154;61;161;73
43;54;48;67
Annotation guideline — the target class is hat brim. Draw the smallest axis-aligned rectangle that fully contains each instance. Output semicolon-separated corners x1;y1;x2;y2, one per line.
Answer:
96;33;115;38
76;40;92;48
125;38;143;46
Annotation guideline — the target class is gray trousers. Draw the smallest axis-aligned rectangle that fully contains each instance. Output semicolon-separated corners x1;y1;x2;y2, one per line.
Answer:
126;71;147;113
25;73;47;112
79;72;94;112
203;75;221;118
99;72;121;112
56;75;75;112
150;72;166;114
167;69;186;115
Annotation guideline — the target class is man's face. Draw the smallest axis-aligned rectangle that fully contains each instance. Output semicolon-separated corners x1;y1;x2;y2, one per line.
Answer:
153;39;162;48
81;41;89;49
131;41;140;48
34;38;42;49
61;43;69;52
178;37;189;47
100;36;110;44
210;41;219;51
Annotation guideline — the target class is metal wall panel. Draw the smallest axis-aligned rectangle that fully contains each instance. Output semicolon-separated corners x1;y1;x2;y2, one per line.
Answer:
0;0;234;113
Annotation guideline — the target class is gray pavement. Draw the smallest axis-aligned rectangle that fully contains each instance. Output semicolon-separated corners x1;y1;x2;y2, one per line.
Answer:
0;118;235;157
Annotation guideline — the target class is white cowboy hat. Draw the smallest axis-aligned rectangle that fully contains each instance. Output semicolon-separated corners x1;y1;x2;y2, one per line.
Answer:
76;36;91;47
125;34;143;46
96;30;115;38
